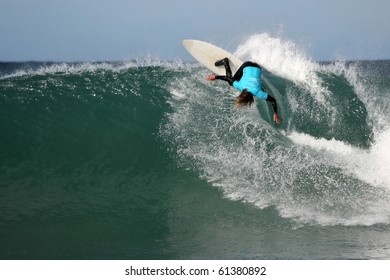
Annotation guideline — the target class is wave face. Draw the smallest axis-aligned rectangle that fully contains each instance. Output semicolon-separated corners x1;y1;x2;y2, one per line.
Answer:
1;34;390;259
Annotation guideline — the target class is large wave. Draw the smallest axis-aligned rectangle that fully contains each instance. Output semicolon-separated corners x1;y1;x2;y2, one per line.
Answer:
2;36;389;227
162;33;390;226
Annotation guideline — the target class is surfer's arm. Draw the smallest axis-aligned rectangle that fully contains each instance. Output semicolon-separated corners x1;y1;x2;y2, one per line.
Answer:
266;95;281;124
256;85;278;115
266;95;278;114
253;90;280;124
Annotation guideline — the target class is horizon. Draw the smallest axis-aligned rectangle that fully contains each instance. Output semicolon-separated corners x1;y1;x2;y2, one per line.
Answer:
1;0;389;62
1;58;390;64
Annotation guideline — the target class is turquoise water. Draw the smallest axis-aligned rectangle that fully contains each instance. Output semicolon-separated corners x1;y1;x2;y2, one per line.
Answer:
1;36;390;259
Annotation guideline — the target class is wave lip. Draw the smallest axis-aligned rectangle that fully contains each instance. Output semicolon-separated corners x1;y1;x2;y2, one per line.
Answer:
0;59;187;80
234;33;329;102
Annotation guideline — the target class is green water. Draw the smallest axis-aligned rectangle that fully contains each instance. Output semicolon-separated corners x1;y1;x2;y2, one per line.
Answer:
1;59;390;259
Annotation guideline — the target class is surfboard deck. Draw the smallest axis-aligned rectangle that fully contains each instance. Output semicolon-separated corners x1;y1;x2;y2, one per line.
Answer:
182;39;243;75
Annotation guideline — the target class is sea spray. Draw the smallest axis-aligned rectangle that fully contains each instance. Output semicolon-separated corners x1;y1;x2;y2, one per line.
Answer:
163;34;390;226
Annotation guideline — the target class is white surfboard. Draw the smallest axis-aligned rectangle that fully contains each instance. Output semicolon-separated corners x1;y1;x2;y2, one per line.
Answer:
182;39;243;75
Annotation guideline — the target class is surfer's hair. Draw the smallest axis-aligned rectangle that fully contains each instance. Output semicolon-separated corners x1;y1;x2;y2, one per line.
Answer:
235;89;254;108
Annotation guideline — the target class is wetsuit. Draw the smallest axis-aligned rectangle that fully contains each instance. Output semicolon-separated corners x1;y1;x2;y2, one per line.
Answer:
215;61;278;114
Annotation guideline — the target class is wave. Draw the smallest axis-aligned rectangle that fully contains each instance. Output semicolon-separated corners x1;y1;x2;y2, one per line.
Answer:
1;34;389;227
162;33;390;226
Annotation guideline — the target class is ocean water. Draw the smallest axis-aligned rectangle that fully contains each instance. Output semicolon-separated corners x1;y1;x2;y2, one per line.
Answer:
1;34;390;259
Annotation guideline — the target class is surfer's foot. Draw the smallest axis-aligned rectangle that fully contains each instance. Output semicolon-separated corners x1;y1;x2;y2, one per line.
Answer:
215;58;229;67
206;75;216;81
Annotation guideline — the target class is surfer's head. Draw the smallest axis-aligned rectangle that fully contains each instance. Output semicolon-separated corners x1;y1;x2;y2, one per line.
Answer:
235;89;254;108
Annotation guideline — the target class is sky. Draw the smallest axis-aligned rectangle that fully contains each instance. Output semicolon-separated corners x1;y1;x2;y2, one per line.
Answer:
0;0;389;61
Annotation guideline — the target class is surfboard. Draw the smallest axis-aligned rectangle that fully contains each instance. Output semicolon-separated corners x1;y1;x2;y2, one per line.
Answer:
182;39;243;75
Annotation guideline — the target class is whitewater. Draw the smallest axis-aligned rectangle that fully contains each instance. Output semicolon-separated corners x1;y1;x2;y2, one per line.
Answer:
165;33;390;226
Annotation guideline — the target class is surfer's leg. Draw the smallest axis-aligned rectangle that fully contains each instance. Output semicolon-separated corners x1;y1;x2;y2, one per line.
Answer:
215;75;234;86
215;58;232;78
232;64;245;81
215;58;228;67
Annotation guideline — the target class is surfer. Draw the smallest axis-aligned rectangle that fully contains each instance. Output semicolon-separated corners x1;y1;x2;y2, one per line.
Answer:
207;58;281;124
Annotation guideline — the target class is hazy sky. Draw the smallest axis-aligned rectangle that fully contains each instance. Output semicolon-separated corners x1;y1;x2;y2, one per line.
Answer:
1;0;389;61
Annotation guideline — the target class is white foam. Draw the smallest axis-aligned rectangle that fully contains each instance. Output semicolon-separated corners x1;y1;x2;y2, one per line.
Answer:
369;127;390;186
288;131;358;155
163;36;390;226
288;130;390;189
0;62;133;79
0;59;187;80
234;33;329;103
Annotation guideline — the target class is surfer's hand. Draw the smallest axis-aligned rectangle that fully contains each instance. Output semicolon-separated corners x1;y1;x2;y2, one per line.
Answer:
273;113;281;125
206;75;216;81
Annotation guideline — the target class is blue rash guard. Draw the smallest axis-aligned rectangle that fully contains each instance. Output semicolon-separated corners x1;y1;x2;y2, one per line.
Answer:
214;60;278;114
232;66;268;100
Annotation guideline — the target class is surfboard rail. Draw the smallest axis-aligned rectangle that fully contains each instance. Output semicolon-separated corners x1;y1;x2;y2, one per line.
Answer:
182;39;243;75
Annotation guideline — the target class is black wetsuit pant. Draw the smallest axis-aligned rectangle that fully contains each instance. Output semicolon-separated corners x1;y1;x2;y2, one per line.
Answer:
215;61;278;114
216;61;260;86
